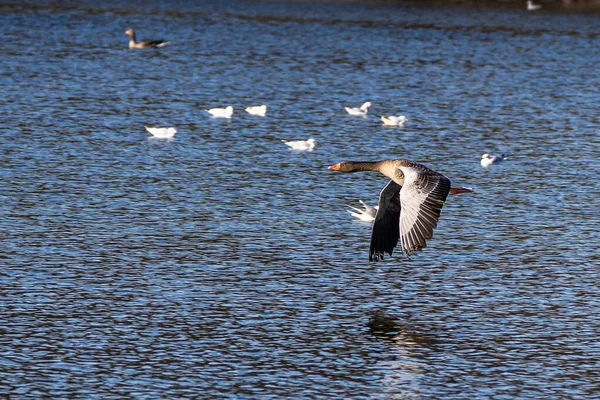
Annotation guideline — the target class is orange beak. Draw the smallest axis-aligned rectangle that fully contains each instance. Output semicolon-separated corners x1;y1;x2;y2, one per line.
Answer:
328;163;341;171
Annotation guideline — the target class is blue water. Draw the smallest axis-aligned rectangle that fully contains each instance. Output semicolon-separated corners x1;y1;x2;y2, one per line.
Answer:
1;1;599;398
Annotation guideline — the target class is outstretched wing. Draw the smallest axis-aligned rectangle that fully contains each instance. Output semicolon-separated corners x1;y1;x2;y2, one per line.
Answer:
398;170;451;256
369;180;402;261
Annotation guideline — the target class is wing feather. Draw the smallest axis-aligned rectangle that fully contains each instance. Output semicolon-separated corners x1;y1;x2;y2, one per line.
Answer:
398;168;451;256
369;180;402;261
364;162;454;260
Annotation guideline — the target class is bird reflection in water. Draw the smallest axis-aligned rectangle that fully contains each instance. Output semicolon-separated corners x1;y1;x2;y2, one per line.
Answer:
368;311;440;398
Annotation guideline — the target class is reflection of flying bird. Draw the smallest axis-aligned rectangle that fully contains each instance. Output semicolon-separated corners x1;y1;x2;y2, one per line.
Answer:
367;311;439;347
329;159;474;260
346;200;379;222
368;311;439;394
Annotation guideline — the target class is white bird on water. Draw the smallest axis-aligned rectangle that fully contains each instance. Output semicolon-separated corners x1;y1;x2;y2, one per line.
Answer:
245;105;267;116
125;28;169;49
380;115;408;126
282;138;316;151
345;101;372;116
145;126;177;138
481;153;507;167
527;0;541;11
206;106;234;118
346;200;379;222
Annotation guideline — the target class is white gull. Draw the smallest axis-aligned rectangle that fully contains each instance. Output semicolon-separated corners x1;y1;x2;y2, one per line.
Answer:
380;115;408;126
282;138;316;151
345;101;371;116
206;106;233;118
245;105;267;116
346;200;379;222
527;1;541;11
145;126;177;138
481;153;507;167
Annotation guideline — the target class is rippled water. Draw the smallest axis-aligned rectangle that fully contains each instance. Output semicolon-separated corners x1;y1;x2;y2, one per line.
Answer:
1;0;599;398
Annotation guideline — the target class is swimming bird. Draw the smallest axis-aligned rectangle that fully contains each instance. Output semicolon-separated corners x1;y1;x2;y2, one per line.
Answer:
282;138;316;151
527;0;541;11
380;115;408;126
329;159;474;261
345;102;372;116
125;28;169;49
347;200;379;222
480;153;506;167
145;126;177;138
245;105;267;116
206;106;234;118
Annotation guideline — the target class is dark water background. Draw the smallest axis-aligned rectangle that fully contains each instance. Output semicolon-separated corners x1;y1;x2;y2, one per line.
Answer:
1;0;599;398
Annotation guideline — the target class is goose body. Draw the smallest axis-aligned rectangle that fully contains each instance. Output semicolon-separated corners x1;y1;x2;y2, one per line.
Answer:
145;126;177;138
527;0;541;11
125;28;169;49
345;101;371;116
347;200;379;222
282;138;316;151
329;159;473;261
481;153;506;167
380;115;408;126
206;106;234;118
245;105;267;116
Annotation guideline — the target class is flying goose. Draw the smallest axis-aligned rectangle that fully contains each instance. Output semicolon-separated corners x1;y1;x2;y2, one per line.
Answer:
329;159;473;261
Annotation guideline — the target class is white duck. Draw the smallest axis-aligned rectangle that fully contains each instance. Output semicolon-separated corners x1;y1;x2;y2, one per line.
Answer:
380;115;408;126
145;126;177;138
282;138;316;151
481;153;507;167
345;101;372;116
527;0;541;11
346;200;379;222
245;105;267;116
206;106;234;118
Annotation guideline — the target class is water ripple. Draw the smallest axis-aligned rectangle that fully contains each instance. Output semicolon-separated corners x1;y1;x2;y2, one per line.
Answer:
1;0;599;398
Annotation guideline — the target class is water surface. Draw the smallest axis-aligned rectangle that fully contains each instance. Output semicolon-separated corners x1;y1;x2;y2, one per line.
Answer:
1;1;599;398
